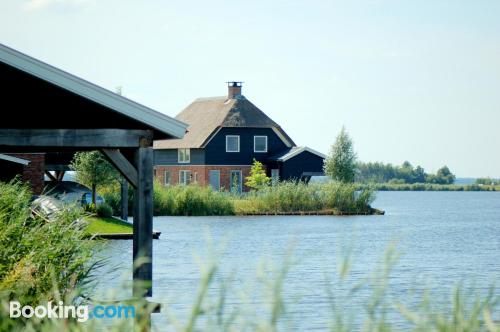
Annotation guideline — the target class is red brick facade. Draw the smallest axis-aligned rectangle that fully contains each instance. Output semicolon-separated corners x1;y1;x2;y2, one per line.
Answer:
7;153;45;195
154;165;256;192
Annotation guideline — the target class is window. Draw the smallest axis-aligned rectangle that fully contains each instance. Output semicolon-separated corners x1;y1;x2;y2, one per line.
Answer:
254;136;268;152
271;169;279;185
178;148;190;163
226;135;240;152
209;170;221;191
179;170;191;185
230;170;242;193
193;172;198;183
164;171;171;185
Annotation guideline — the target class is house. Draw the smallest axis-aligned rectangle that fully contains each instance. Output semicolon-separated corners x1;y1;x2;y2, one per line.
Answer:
153;82;325;192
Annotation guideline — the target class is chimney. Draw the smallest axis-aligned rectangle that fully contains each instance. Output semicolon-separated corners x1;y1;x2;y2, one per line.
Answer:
226;81;243;99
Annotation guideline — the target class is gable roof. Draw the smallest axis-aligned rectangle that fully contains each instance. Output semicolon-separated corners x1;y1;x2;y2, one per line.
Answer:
268;146;326;162
0;43;187;139
154;96;295;149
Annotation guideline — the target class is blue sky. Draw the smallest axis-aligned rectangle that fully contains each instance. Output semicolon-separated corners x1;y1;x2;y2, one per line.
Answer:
1;0;499;177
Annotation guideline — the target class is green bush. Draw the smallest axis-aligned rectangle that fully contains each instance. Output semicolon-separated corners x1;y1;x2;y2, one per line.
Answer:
96;203;113;218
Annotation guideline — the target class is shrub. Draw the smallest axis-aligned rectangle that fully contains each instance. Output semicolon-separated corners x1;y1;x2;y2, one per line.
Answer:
96;203;113;218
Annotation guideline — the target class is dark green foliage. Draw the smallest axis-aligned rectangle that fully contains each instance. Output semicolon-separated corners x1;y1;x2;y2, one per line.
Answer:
96;203;113;218
426;165;455;184
361;183;498;191
70;151;119;204
357;161;456;185
476;177;500;185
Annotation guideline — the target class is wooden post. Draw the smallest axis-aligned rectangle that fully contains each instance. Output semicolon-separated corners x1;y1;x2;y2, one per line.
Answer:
121;178;129;221
132;143;154;298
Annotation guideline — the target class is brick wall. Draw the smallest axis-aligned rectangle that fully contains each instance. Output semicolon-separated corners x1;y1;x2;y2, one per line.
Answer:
7;153;45;195
154;165;256;191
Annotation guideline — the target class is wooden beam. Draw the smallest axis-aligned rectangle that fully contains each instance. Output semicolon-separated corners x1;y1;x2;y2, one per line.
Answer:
0;129;153;148
132;146;153;299
44;164;71;171
120;178;129;221
55;170;65;181
102;149;138;188
44;171;57;182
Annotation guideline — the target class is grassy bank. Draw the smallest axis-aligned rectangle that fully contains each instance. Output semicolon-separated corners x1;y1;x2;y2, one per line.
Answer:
101;181;376;216
84;216;132;235
360;183;500;191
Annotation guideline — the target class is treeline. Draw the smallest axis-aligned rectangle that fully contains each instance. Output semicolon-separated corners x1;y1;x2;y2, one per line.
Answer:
475;177;500;185
356;161;456;184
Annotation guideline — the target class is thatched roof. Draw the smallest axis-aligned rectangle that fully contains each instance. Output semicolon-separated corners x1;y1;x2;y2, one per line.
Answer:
154;96;295;149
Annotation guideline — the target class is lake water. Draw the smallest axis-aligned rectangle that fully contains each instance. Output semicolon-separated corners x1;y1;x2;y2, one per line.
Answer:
94;191;500;330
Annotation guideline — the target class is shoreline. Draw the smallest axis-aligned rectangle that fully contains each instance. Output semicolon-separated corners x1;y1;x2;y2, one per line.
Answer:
358;184;499;192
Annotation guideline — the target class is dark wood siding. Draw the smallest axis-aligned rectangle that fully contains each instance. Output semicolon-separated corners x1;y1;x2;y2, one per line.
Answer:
204;128;289;165
154;149;205;165
280;151;324;180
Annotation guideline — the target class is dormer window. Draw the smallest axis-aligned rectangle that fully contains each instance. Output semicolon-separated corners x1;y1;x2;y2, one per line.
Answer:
254;136;268;153
178;148;190;163
226;135;240;152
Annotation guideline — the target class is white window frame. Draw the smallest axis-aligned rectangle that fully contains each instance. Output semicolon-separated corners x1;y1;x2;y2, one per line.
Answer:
254;135;268;153
179;170;191;185
178;148;190;163
226;135;240;153
164;170;171;186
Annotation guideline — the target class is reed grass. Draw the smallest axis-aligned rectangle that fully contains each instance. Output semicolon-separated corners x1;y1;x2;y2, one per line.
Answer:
0;180;100;331
101;180;376;216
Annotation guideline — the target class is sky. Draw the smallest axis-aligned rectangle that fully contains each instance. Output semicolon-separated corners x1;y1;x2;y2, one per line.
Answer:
1;0;499;177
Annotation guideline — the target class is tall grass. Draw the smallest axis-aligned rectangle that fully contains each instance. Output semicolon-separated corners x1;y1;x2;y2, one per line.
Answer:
152;182;234;216
238;181;376;214
101;180;234;216
102;181;376;216
0;180;98;331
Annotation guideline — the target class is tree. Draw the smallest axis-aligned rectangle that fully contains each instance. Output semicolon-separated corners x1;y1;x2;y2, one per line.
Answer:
70;151;119;205
324;127;357;183
434;165;455;185
245;159;270;190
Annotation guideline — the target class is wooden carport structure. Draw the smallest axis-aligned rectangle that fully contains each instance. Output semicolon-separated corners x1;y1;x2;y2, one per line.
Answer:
0;43;187;326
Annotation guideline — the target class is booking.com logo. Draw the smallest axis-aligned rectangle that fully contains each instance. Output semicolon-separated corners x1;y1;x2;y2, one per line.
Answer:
10;301;135;322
